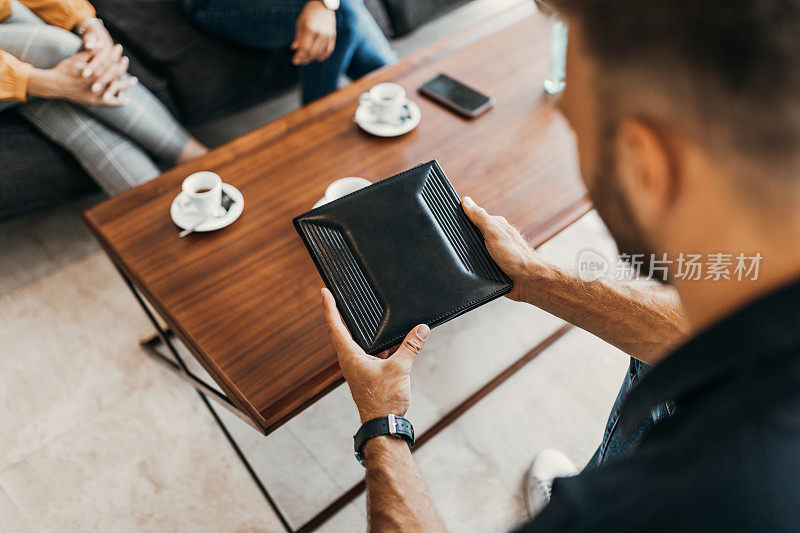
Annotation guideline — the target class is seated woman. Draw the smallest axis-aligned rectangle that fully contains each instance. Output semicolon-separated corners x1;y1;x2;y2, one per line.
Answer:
182;0;397;104
0;0;208;196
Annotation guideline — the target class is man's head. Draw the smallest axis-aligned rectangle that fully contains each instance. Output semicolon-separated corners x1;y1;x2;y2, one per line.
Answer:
546;0;800;278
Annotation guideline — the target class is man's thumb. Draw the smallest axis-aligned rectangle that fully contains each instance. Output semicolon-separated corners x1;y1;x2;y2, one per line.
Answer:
393;324;430;365
462;196;489;228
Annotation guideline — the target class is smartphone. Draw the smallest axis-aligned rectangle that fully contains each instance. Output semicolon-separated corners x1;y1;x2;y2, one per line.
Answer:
419;74;494;119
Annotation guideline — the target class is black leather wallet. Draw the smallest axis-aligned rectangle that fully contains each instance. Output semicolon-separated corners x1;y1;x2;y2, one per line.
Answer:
293;160;512;354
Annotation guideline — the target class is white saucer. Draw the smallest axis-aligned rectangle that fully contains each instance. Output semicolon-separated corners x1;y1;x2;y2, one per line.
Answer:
355;98;421;137
170;182;244;232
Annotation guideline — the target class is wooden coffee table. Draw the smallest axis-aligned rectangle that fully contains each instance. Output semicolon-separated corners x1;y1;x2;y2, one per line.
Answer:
84;10;588;532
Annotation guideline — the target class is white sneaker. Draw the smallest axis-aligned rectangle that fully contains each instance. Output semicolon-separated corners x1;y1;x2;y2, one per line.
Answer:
524;448;578;518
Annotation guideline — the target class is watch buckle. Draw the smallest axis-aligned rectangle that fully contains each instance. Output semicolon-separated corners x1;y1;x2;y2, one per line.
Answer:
388;413;397;435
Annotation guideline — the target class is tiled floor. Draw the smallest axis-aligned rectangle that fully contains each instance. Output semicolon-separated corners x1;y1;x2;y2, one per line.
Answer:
0;1;632;531
1;210;628;532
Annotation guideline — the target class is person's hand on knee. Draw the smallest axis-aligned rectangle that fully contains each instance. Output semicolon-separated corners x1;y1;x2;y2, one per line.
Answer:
75;17;114;55
89;51;135;102
74;18;133;100
27;51;137;106
291;1;337;65
80;43;126;88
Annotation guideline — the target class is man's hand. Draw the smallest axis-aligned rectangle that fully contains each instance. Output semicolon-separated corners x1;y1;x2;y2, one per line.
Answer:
463;197;687;363
27;51;136;106
462;196;548;303
322;288;429;423
291;1;336;66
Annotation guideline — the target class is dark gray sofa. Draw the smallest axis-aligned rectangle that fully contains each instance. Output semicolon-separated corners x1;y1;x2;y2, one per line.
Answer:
0;0;469;219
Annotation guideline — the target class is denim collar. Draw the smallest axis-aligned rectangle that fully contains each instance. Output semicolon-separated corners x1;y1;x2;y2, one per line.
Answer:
620;276;800;434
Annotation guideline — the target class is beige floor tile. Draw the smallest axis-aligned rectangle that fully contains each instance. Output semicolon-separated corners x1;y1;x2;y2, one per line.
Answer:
0;484;30;533
0;226;60;296
0;196;103;297
537;210;619;269
316;495;367;533
283;374;445;495
148;330;368;524
281;384;367;490
414;328;629;532
411;298;566;414
0;253;158;470
27;196;102;268
209;400;345;530
158;346;367;529
0;372;284;533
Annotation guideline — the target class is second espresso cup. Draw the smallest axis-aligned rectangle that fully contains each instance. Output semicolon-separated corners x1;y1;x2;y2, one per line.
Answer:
314;177;371;207
325;177;371;201
181;171;222;216
359;83;406;123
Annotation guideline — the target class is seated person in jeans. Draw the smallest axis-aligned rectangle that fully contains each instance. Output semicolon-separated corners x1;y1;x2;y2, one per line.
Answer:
320;0;800;530
0;0;208;196
182;0;396;103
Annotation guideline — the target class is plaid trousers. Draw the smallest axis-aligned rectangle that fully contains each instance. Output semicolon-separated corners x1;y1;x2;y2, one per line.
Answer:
0;0;191;195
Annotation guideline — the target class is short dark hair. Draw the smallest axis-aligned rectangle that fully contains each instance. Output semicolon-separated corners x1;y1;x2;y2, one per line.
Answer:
545;0;800;174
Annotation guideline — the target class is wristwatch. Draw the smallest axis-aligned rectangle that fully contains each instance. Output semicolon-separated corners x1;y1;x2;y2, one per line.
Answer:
320;0;340;10
353;414;415;467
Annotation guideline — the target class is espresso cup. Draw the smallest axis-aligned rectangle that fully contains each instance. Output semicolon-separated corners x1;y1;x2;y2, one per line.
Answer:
180;171;222;216
359;83;406;124
314;177;371;207
326;177;371;201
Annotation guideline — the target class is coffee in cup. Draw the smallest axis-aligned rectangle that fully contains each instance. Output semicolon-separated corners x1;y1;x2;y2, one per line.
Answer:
180;171;222;216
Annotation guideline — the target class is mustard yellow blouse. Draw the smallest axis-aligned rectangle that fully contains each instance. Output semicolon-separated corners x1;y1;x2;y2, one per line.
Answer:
0;0;96;101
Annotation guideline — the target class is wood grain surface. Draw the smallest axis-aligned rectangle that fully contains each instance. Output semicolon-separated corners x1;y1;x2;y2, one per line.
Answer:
83;12;589;433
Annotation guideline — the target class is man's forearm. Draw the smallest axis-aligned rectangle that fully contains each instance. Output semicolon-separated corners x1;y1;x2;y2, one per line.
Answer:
521;263;687;364
362;437;447;532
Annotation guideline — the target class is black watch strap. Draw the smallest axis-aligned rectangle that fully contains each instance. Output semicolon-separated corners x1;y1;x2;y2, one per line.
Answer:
353;414;414;466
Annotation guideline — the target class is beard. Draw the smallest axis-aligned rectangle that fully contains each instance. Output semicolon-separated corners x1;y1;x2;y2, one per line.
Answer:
587;129;660;280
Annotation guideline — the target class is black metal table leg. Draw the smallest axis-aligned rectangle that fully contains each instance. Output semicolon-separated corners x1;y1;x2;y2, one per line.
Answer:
115;265;295;533
114;263;572;533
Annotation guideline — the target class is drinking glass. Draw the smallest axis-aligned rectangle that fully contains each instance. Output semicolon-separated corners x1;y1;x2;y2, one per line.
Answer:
544;19;568;94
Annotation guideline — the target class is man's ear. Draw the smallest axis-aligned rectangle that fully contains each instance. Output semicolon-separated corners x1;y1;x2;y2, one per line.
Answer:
615;119;679;232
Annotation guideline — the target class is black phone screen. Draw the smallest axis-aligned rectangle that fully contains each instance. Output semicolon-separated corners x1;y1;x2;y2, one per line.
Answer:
421;74;491;113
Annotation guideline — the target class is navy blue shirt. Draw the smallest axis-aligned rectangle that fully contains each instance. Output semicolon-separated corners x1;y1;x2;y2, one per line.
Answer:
519;280;800;532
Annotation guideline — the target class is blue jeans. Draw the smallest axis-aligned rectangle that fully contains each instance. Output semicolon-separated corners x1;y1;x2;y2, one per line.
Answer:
585;358;675;469
182;0;397;103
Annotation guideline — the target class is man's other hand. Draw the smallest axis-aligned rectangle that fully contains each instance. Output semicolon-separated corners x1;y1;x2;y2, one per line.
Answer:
291;1;336;66
321;288;429;423
462;196;546;303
